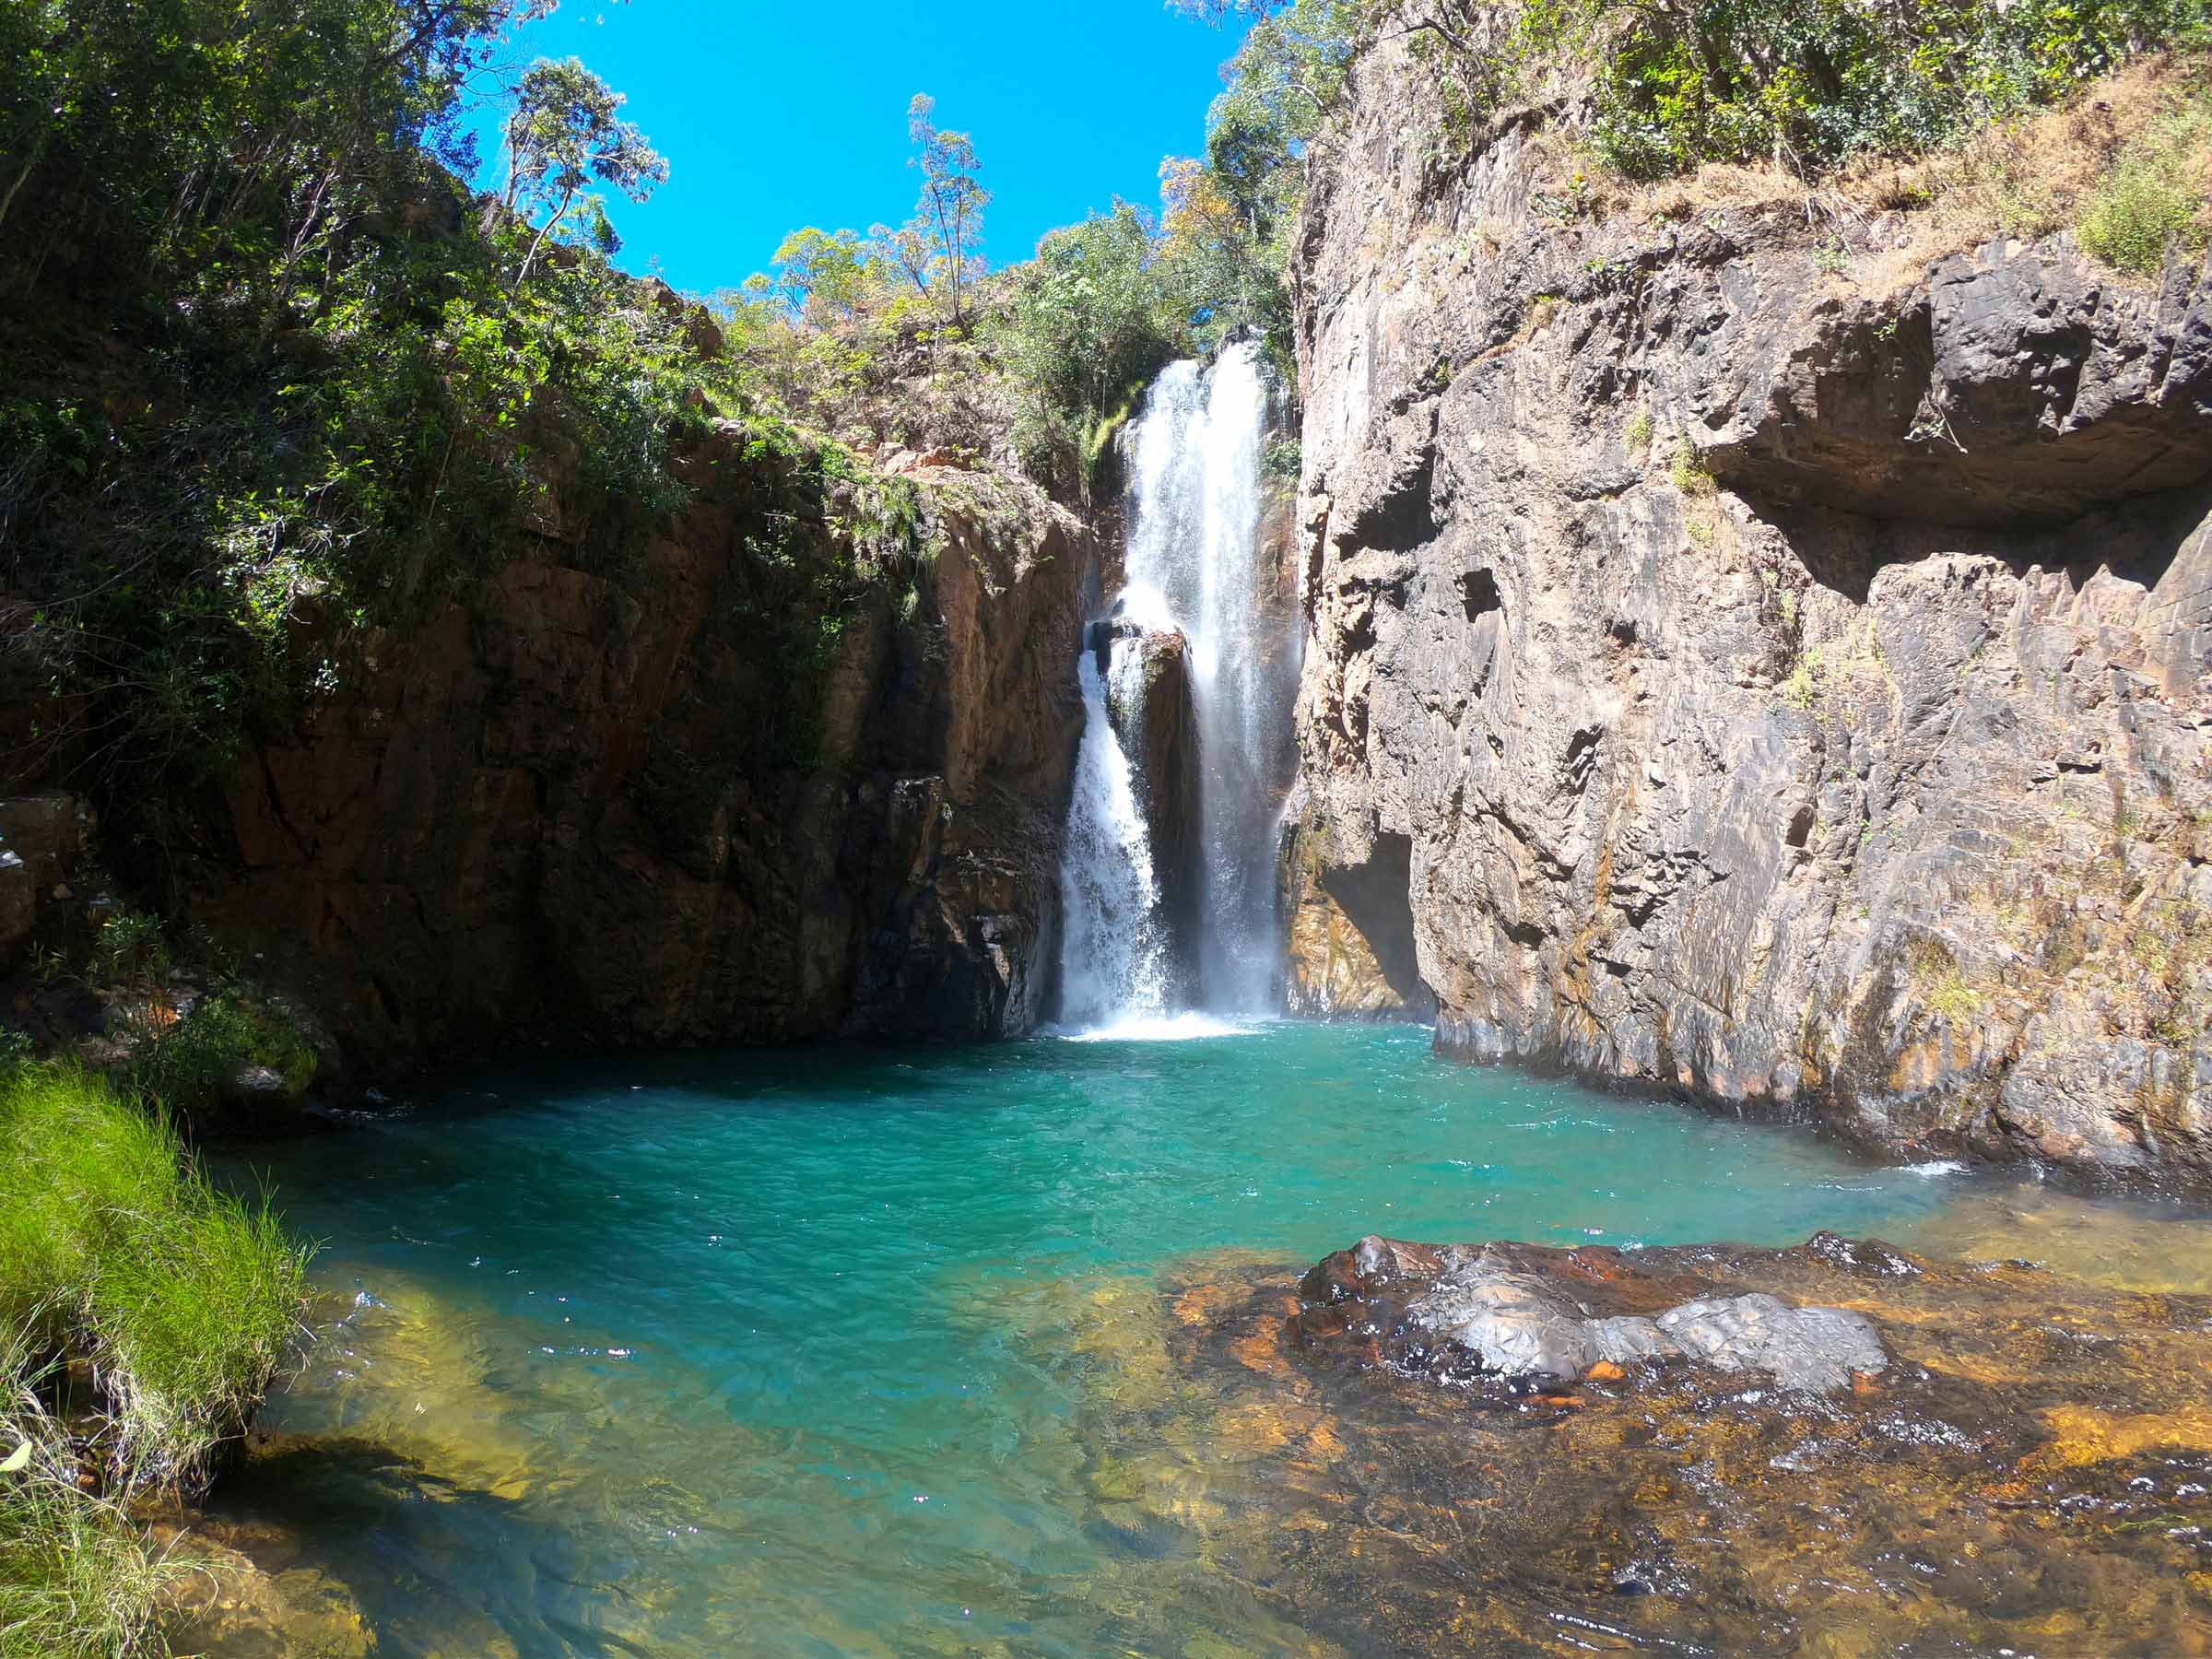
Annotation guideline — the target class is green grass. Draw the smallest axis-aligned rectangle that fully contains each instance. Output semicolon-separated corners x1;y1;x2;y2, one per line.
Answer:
0;1064;311;1492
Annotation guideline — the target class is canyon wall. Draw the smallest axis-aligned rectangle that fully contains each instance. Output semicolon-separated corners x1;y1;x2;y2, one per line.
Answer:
184;429;1090;1070
1288;38;2212;1177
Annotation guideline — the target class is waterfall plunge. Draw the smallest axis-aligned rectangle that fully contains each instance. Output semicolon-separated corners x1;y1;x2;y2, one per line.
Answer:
1055;342;1297;1030
1055;648;1172;1028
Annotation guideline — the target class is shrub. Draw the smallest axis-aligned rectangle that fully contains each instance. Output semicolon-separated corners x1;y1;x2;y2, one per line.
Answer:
1521;0;2212;181
2078;102;2212;274
1670;441;1716;495
134;991;318;1120
89;912;170;991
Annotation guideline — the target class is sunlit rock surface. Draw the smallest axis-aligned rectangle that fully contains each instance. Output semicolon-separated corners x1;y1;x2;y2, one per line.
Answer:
1290;28;2212;1177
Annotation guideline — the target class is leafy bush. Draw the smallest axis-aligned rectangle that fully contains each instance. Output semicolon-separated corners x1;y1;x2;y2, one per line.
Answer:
1519;0;2212;179
994;206;1191;491
135;991;319;1119
2078;100;2212;272
1;1;717;835
0;1063;311;1493
88;911;170;991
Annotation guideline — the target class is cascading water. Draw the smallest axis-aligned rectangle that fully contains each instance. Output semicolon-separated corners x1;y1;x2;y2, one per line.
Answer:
1055;649;1172;1027
1055;341;1298;1028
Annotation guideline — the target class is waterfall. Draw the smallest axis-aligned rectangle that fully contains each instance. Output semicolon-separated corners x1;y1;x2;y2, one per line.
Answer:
1055;648;1172;1028
1055;341;1297;1029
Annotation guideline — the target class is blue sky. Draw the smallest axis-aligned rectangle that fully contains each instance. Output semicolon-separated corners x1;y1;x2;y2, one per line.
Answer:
475;1;1251;297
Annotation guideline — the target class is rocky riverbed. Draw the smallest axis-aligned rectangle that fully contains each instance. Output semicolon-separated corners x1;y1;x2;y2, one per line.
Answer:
1129;1231;2212;1655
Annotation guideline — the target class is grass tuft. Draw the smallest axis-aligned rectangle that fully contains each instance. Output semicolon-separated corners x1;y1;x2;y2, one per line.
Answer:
0;1064;311;1493
2078;100;2212;274
1;1330;182;1659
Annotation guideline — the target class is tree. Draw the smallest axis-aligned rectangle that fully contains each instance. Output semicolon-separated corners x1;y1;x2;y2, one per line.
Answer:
500;55;666;286
870;93;988;332
996;204;1189;491
770;226;867;325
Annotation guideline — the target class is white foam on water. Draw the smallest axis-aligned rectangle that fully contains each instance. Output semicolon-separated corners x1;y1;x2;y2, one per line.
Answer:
1905;1159;1967;1177
1054;1013;1258;1044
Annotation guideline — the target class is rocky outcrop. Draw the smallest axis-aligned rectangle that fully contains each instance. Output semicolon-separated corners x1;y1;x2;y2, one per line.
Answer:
1092;611;1203;986
182;429;1092;1073
1300;1231;1887;1393
1290;36;2212;1178
1277;794;1430;1017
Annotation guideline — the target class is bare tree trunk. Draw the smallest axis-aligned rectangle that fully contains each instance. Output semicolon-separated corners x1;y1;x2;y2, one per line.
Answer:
513;182;575;288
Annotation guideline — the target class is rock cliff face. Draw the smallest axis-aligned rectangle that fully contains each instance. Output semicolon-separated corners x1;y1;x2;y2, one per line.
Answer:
1288;39;2212;1177
187;427;1090;1071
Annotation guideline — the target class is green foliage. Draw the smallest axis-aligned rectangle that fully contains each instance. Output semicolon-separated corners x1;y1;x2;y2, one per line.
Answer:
0;0;709;829
499;54;667;282
0;1063;310;1493
89;911;171;991
1669;441;1716;494
995;206;1191;491
134;991;319;1119
1519;0;2212;179
2078;97;2212;272
871;95;991;334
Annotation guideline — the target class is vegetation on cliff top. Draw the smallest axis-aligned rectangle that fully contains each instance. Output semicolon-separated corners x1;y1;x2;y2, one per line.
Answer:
1201;0;2211;264
4;0;2204;885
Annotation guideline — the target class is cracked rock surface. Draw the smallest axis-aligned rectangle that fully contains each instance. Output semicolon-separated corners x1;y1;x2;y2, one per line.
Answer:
1287;33;2212;1178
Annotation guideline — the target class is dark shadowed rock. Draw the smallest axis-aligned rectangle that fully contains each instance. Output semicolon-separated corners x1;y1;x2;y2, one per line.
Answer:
182;433;1094;1069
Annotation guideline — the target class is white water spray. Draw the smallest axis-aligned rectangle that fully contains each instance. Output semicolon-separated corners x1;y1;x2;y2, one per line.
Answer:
1055;649;1172;1028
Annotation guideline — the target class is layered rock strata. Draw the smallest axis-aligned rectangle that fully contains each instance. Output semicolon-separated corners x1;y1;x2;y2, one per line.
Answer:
1288;37;2212;1174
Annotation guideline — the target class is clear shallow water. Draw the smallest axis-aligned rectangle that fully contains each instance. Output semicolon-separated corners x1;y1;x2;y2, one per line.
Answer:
207;1023;2212;1656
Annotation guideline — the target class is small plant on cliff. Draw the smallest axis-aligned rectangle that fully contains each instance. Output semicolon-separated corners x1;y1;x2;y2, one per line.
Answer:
1906;936;1984;1024
1669;441;1716;496
2078;98;2212;275
1624;406;1654;452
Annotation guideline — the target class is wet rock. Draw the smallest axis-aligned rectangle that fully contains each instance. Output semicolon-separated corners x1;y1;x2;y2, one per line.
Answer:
1312;1233;1883;1393
1142;1230;2212;1654
1653;1293;1885;1393
1092;612;1203;987
1290;30;2212;1179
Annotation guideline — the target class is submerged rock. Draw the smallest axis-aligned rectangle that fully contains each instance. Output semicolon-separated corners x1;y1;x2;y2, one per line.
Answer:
1122;1230;2212;1653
